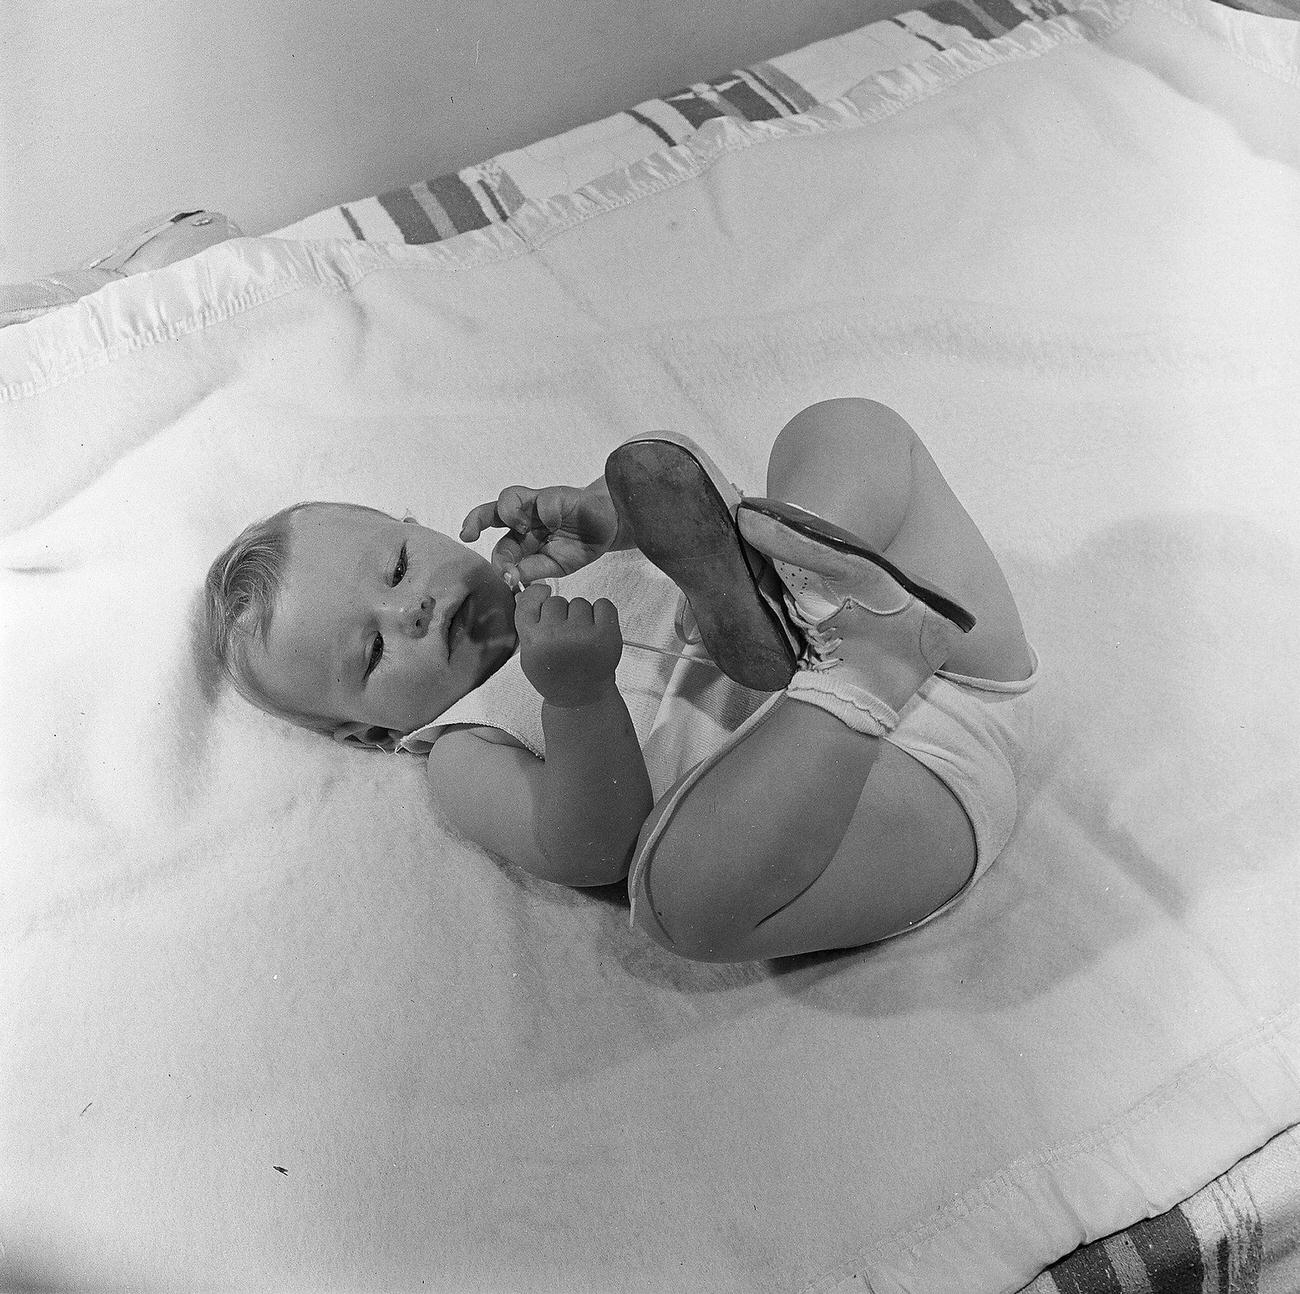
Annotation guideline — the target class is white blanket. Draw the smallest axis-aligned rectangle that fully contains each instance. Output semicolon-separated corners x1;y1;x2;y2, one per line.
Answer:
3;1;1299;1290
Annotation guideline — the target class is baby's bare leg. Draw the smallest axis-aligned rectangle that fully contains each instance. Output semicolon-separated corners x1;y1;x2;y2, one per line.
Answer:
632;398;1025;961
765;398;1032;682
633;693;973;960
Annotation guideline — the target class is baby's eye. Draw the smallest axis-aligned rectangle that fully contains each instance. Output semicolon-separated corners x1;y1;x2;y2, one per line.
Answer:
391;544;408;585
364;633;385;678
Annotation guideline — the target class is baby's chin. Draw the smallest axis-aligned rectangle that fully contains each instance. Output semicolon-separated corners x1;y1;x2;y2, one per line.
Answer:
475;634;518;691
466;572;520;677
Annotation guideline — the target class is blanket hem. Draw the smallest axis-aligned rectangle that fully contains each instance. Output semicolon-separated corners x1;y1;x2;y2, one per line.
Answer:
801;1003;1300;1293
1147;0;1300;83
0;0;1131;403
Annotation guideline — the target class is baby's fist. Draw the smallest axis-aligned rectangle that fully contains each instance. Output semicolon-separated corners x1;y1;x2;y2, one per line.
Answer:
514;585;623;708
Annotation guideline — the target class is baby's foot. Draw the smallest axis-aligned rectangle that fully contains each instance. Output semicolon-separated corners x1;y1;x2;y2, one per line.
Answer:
604;433;800;691
737;497;974;733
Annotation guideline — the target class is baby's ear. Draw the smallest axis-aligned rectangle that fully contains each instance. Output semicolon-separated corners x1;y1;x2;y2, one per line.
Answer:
332;722;402;753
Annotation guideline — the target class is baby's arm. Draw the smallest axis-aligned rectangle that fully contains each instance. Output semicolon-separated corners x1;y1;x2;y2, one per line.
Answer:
427;583;652;887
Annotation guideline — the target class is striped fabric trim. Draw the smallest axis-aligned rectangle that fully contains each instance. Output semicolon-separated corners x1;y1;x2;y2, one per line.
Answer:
1017;1124;1300;1294
272;0;1092;246
1027;1204;1210;1293
624;107;676;147
750;61;821;113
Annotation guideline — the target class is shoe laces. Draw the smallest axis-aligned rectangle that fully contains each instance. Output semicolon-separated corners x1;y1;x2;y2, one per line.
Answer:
783;592;843;673
621;592;719;669
770;559;846;673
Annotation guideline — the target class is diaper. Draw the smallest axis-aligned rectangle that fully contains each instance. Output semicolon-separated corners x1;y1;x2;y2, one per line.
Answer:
877;647;1041;933
629;648;1041;945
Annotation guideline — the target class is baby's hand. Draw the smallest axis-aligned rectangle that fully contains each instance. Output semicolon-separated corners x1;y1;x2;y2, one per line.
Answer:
514;583;623;708
460;483;619;586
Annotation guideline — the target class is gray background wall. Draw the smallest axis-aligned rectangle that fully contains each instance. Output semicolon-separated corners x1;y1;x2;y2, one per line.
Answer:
3;0;915;283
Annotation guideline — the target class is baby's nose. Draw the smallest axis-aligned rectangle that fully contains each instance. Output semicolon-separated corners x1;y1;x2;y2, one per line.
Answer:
401;594;434;638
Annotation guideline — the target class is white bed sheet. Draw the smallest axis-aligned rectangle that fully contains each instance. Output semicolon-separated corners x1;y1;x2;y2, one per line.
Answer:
3;1;1300;1290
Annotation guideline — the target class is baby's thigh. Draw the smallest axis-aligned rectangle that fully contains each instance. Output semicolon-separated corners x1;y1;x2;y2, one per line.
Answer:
764;398;917;552
639;741;977;962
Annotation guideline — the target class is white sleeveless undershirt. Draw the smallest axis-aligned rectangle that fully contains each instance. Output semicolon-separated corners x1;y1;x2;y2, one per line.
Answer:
394;549;773;801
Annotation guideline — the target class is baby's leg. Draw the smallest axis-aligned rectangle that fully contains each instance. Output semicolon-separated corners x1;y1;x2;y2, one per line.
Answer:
633;692;974;960
765;398;1032;683
631;398;1028;961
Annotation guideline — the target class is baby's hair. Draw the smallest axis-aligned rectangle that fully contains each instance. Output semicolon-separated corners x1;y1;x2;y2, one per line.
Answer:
204;500;361;734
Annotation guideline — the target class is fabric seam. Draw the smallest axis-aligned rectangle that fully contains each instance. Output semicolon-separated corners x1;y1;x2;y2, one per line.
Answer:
799;999;1300;1290
1140;0;1300;85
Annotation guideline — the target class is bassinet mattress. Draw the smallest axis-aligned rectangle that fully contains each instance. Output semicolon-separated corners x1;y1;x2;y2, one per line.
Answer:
271;3;1300;1290
2;2;1300;1294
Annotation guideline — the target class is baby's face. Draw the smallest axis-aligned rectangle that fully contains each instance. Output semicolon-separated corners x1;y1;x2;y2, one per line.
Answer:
249;503;518;739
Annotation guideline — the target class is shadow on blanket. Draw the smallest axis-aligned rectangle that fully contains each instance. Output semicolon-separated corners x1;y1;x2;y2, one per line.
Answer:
601;511;1300;1012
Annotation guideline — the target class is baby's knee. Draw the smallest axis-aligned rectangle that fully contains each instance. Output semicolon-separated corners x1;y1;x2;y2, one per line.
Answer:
631;896;746;963
768;398;916;487
629;840;750;963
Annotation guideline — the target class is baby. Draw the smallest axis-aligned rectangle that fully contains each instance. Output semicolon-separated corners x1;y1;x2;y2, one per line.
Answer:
205;398;1038;962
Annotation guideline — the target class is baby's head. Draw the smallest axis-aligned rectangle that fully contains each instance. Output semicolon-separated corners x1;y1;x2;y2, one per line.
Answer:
204;501;518;748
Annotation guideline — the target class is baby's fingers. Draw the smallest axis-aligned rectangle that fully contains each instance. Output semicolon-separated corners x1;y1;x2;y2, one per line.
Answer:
491;530;532;575
458;487;537;542
512;580;551;626
510;552;565;586
557;596;595;626
458;502;489;542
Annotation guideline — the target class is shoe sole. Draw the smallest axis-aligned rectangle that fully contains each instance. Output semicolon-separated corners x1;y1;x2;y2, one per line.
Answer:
604;435;798;692
737;496;976;633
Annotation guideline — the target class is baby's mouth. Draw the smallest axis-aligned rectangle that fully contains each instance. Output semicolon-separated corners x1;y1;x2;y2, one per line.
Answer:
446;593;473;655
